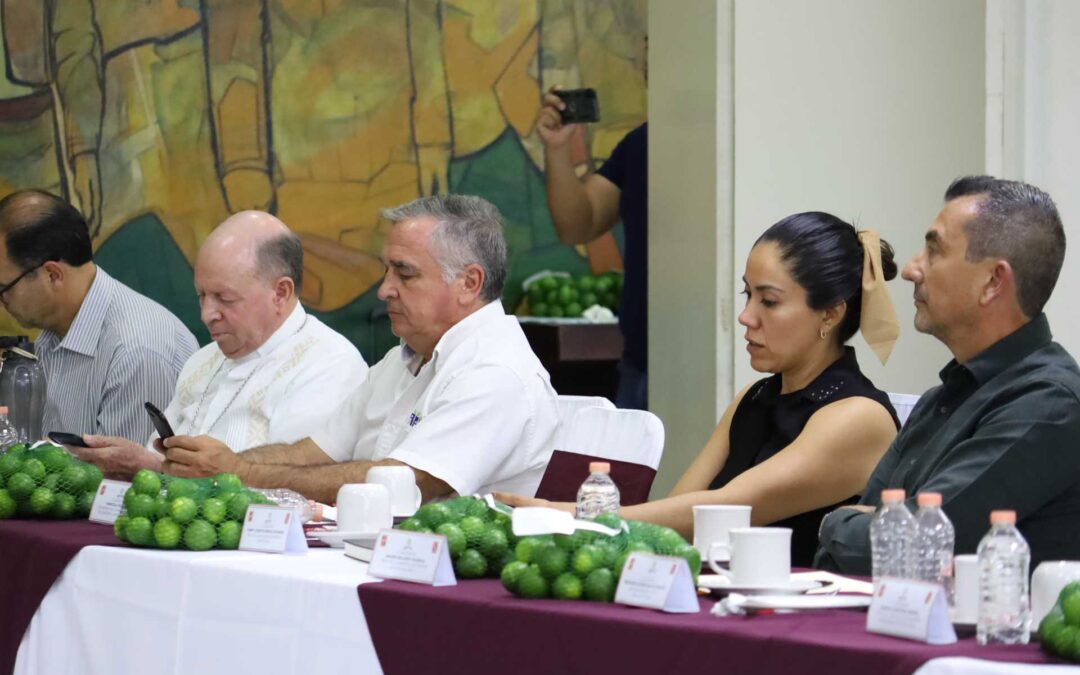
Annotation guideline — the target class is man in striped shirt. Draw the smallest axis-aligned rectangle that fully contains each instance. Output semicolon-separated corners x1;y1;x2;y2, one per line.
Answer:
0;190;197;440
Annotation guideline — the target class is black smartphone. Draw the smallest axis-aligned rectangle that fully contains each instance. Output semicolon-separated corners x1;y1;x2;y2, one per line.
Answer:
47;431;90;448
556;88;600;124
144;401;175;439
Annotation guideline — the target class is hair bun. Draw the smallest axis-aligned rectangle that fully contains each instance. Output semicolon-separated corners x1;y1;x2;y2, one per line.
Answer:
878;238;898;281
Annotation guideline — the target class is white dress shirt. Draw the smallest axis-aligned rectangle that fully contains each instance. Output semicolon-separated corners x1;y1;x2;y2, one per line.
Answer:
312;301;559;497
150;303;368;451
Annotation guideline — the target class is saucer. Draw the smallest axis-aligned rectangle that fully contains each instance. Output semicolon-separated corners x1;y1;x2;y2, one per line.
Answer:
309;529;379;548
698;574;823;595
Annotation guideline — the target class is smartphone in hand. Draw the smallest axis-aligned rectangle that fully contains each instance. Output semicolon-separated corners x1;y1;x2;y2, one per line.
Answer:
47;431;90;448
555;88;600;124
144;401;175;440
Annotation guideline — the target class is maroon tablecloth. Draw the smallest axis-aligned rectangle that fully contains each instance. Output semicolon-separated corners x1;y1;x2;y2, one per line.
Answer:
359;579;1062;675
0;518;122;674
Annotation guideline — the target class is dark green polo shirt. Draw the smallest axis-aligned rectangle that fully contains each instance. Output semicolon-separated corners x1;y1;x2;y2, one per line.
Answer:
814;314;1080;574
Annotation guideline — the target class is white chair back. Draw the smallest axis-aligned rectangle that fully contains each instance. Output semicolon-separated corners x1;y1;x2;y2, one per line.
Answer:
552;395;615;451
558;406;665;470
887;392;921;427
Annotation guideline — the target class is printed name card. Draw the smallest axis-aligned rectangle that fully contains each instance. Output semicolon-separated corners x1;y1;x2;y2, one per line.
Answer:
239;504;308;554
367;529;456;586
88;479;131;525
614;552;699;613
866;577;957;644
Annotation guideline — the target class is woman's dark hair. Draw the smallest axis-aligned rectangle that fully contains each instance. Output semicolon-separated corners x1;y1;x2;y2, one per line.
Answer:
755;211;897;344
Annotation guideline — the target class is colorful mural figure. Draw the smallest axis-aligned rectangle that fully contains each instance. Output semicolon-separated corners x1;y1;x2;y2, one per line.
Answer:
0;0;646;361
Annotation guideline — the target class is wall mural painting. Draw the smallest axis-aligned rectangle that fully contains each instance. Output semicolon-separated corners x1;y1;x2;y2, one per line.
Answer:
0;0;647;361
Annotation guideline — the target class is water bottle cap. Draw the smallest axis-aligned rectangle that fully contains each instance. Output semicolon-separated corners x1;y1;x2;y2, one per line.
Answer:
588;462;611;474
917;492;942;507
881;488;905;502
990;510;1016;525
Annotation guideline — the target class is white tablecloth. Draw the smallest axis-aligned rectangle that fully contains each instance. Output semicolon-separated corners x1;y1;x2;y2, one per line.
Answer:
15;545;383;675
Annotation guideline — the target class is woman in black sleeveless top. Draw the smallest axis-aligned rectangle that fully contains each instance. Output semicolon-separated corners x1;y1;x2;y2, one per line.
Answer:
503;212;901;567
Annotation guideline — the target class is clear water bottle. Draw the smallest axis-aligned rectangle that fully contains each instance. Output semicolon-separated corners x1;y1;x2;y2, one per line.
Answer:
0;337;46;443
977;510;1031;645
870;488;916;586
0;406;20;450
912;492;956;602
576;461;620;520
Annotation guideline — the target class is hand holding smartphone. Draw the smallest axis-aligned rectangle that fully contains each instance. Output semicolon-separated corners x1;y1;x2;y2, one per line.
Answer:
555;88;601;124
47;431;90;448
144;401;175;440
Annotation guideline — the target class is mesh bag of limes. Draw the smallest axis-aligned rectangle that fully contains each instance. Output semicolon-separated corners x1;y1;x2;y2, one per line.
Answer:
398;498;700;601
0;443;104;519
113;469;276;551
1039;581;1080;660
523;271;623;319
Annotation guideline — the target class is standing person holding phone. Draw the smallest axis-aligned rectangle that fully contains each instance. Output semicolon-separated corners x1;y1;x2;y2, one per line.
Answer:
537;39;648;409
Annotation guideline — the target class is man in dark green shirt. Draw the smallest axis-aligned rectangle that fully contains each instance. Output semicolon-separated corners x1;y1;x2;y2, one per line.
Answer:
815;176;1080;574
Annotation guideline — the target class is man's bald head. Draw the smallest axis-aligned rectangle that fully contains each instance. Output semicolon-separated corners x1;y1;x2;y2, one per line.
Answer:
195;211;305;359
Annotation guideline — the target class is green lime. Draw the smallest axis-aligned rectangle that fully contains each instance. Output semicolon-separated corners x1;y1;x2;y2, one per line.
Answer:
579;292;599;309
583;567;615;602
571;544;603;577
0;452;22;478
552;572;583;600
201;497;227;524
397;517;425;532
1040;607;1066;654
653;527;687;555
548;305;565;318
477;527;509;564
50;492;76;519
125;516;154;546
39;447;70;473
446;495;475;515
1064;592;1080;628
213;473;244;494
435;522;466;558
29;487;55;515
530;302;549;317
76;491;95;517
22;458;46;482
154;495;171;519
458;516;486;548
83;464;103;493
170;496;199;524
126;493;157;519
576;276;597;292
123;487;140;510
57;465;87;495
114;514;131;541
131;469;162;496
184;519;217;551
535;546;569;580
1061;582;1080;619
415;502;454;529
0;489;15;519
564;302;583;318
464;499;490;520
454;548;487;579
153;517;183;549
594;276;614;293
1052;624;1079;658
515;537;546;564
217;520;242;549
226;492;252;521
167;478;198;501
42;473;60;491
557;285;578;305
554;533;579;552
501;560;529;593
537;276;559;292
516;565;549;599
527;286;545;305
599;291;618;309
544;289;560;306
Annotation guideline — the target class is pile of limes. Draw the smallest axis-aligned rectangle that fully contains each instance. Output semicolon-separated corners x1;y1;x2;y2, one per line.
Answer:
113;470;273;551
526;272;622;318
0;443;103;519
501;514;700;602
397;496;517;579
1039;582;1080;659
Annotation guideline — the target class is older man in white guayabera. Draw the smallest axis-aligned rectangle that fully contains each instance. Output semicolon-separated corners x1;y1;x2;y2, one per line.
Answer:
160;195;560;505
68;211;370;478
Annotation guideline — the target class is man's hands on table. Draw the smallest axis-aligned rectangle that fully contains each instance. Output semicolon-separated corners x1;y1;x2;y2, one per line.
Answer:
162;435;242;478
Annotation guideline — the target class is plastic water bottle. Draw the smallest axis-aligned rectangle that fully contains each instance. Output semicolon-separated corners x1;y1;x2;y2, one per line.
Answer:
576;461;620;520
977;510;1031;645
0;406;19;450
0;337;46;443
912;492;956;601
870;488;916;586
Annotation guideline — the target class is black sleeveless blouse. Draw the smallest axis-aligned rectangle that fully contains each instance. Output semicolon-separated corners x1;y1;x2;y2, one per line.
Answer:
708;347;900;567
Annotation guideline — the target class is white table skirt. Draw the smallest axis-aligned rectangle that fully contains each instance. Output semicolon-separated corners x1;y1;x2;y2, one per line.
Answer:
15;545;384;675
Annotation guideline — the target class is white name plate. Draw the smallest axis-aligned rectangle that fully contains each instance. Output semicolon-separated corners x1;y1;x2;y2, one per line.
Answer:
239;504;308;554
614;552;699;613
867;577;957;644
88;480;132;525
368;529;456;586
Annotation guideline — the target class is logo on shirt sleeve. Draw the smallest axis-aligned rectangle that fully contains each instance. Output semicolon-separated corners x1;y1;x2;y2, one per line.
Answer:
407;411;422;427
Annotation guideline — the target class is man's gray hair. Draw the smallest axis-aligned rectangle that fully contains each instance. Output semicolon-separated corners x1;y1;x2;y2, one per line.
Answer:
945;176;1065;318
256;231;304;289
382;194;508;302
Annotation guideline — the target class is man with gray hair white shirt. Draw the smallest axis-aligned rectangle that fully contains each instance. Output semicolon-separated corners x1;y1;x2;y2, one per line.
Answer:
161;195;559;504
71;211;369;478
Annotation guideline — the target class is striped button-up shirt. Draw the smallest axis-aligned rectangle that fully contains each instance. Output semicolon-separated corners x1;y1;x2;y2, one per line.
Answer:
37;266;197;441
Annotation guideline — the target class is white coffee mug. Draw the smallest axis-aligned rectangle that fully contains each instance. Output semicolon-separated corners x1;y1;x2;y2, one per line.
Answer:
952;554;979;623
1032;561;1080;627
365;465;422;517
335;483;392;533
708;526;792;587
692;505;751;560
